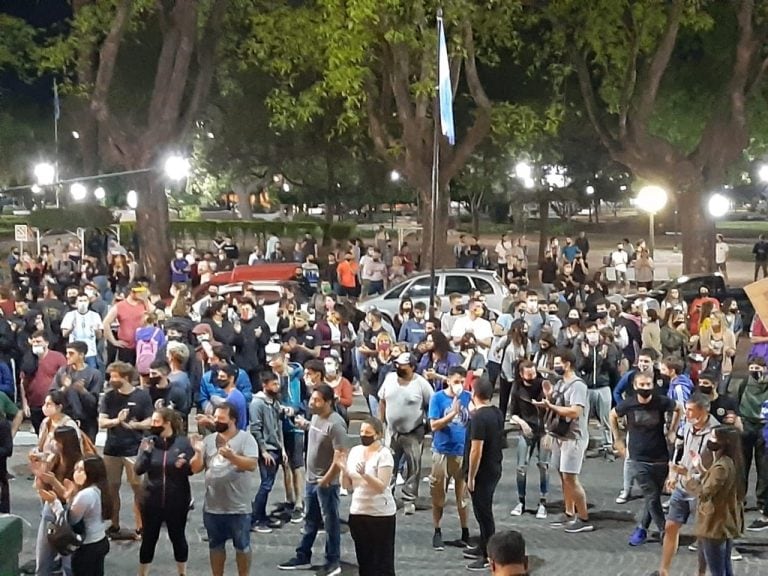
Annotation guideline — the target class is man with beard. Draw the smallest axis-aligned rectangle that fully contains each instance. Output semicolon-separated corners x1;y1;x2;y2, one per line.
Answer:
283;311;320;366
99;361;153;539
233;299;271;393
378;352;433;515
146;360;189;421
61;292;104;369
198;363;248;432
278;384;347;576
51;340;103;440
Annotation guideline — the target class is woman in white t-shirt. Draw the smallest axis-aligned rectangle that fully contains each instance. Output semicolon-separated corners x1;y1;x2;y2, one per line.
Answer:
342;417;396;576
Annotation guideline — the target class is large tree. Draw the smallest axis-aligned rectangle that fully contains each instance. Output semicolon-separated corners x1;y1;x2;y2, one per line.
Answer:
42;0;233;291
538;0;768;272
245;0;559;267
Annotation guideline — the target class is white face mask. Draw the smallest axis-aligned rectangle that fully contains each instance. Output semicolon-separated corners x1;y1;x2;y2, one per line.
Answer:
324;363;338;377
32;345;45;356
451;384;464;396
77;303;89;314
586;333;600;345
84;289;95;298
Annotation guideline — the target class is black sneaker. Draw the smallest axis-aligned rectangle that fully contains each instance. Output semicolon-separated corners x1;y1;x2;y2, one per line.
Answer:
463;546;483;560
433;531;445;551
315;564;341;576
466;559;489;571
290;507;305;524
747;517;768;532
278;557;312;570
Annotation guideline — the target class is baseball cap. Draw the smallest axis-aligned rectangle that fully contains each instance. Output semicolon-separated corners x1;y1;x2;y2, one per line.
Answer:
294;310;310;322
394;352;412;366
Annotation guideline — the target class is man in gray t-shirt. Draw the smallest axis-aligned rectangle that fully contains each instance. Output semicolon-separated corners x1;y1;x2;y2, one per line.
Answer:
192;402;258;576
278;384;347;573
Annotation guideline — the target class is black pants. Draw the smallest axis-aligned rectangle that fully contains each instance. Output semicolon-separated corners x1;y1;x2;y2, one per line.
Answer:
498;377;513;420
743;422;768;514
30;406;44;436
487;361;501;391
348;514;396;576
0;468;9;513
756;261;768;282
139;504;189;564
72;537;109;576
471;472;501;556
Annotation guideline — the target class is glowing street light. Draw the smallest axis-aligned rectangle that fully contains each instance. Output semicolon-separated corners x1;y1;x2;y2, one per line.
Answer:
164;155;190;181
515;161;532;181
70;182;87;201
282;182;291;192
34;162;56;186
94;186;106;201
72;131;80;139
758;164;768;183
390;170;401;182
708;192;730;218
126;190;138;209
522;177;535;189
585;185;595;195
31;184;42;194
636;185;668;256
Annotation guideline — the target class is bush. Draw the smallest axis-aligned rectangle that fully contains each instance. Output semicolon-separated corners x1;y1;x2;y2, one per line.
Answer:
29;207;117;231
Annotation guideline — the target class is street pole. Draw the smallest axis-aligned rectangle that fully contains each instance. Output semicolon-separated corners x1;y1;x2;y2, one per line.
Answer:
649;212;655;258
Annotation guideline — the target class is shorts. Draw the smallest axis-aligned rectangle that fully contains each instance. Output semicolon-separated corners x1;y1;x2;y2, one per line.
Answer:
203;512;251;552
666;487;695;525
103;455;142;495
429;453;466;510
551;436;587;475
283;430;305;470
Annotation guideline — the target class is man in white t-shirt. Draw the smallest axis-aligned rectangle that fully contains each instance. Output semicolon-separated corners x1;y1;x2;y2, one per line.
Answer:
715;233;729;282
450;301;493;358
610;242;629;290
61;293;104;369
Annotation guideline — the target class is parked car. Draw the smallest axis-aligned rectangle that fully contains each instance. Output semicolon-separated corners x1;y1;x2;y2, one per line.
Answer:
358;269;508;324
616;273;754;324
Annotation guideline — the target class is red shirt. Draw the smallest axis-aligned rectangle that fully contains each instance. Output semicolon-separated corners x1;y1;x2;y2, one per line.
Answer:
116;299;147;349
23;350;67;408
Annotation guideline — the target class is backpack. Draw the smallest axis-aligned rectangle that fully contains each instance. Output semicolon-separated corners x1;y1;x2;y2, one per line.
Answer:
136;328;161;375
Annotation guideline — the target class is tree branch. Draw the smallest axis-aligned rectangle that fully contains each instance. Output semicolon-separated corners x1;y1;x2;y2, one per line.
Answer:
158;0;198;127
147;1;182;125
90;0;133;123
571;46;620;154
617;7;640;140
442;109;491;184
631;0;685;129
462;21;491;110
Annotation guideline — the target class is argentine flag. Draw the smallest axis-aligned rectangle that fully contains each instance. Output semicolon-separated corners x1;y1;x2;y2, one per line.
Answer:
438;15;455;145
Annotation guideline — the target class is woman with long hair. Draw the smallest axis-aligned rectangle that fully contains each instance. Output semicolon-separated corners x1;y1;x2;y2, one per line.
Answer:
700;311;737;395
660;306;690;360
41;456;113;576
641;308;662;356
393;297;413;336
109;254;130;294
660;287;688;317
685;425;744;576
498;320;531;419
417;330;462;391
343;417;397;576
134;408;195;576
33;391;79;457
33;425;84;575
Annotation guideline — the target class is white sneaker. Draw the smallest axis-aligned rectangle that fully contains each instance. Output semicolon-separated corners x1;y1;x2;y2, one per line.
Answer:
615;490;630;504
339;488;348;497
536;503;548;519
396;473;405;486
688;543;698;552
404;502;416;515
448;478;455;491
510;503;524;516
731;549;742;561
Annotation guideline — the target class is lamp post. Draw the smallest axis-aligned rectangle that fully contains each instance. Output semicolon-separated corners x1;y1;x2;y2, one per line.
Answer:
636;185;668;257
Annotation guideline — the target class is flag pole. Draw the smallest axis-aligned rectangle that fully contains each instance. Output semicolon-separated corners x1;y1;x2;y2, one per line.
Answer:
429;11;441;313
53;78;60;207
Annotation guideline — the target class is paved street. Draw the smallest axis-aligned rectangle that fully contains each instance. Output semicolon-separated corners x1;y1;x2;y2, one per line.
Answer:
5;421;768;576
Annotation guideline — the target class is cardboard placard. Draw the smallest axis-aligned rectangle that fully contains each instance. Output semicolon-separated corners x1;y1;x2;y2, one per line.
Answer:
743;278;768;322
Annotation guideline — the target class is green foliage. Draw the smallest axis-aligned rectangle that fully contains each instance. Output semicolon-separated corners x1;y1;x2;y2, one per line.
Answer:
28;206;117;231
0;14;36;73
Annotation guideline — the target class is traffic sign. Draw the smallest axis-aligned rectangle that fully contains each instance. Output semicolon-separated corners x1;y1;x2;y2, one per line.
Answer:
14;225;29;242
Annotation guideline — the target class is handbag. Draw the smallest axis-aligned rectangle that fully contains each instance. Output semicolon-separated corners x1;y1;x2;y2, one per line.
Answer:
46;507;85;556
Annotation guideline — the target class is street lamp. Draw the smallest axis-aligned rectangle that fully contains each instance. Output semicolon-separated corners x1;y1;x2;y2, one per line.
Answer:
585;185;595;195
70;182;87;201
126;190;138;209
34;162;56;186
94;186;106;201
31;184;42;194
164;155;190;181
636;185;668;257
515;161;532;181
758;164;768;183
708;192;730;218
390;170;401;182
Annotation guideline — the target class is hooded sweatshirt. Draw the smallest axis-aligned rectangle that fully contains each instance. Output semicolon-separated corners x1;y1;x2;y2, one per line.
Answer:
250;391;284;454
668;373;695;405
673;413;718;493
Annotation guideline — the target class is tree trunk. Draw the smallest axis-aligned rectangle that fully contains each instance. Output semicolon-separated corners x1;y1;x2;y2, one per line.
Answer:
471;203;480;237
232;181;252;219
418;183;451;270
594;200;600;224
678;186;714;273
537;198;549;263
135;172;172;293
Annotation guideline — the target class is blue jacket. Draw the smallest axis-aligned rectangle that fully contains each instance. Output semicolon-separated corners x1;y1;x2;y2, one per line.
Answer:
668;374;694;405
399;319;427;349
277;362;307;434
199;368;253;412
0;361;13;402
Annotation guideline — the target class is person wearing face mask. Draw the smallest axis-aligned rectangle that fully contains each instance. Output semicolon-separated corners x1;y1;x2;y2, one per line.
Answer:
232;300;271;393
146;360;189;421
102;282;154;366
427;366;472;550
134;408;195;576
697;372;743;432
61;294;104;370
610;372;682;546
700;312;737;395
248;372;287;533
660;306;691;361
651;393;719;576
98;361;153;540
451;301;493;358
681;426;745;576
342;416;396;576
578;322;620;455
170;248;191;284
20;331;67;434
532;332;557;371
323;354;353;410
198;364;248;432
378;353;433;515
736;358;768;532
191;402;259;576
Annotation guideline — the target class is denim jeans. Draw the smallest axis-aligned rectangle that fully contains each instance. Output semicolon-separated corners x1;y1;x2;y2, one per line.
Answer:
699;538;734;576
36;501;72;576
587;386;613;446
511;433;550;502
390;427;425;502
630;460;668;533
295;483;340;566
252;450;280;525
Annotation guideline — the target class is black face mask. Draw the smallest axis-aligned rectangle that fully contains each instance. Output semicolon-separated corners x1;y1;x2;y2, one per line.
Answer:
148;376;162;387
167;335;182;342
750;370;763;381
149;425;165;436
553;366;565;376
395;367;410;379
698;385;714;395
216;378;229;388
706;440;720;453
360;435;376;447
214;421;229;433
596;311;608;319
636;389;653;399
67;297;77;306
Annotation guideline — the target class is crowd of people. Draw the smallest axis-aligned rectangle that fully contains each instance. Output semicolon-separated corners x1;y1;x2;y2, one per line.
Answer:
0;227;766;576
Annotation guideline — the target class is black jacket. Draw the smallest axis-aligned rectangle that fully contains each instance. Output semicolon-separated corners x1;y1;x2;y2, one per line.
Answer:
233;317;271;371
134;435;194;509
